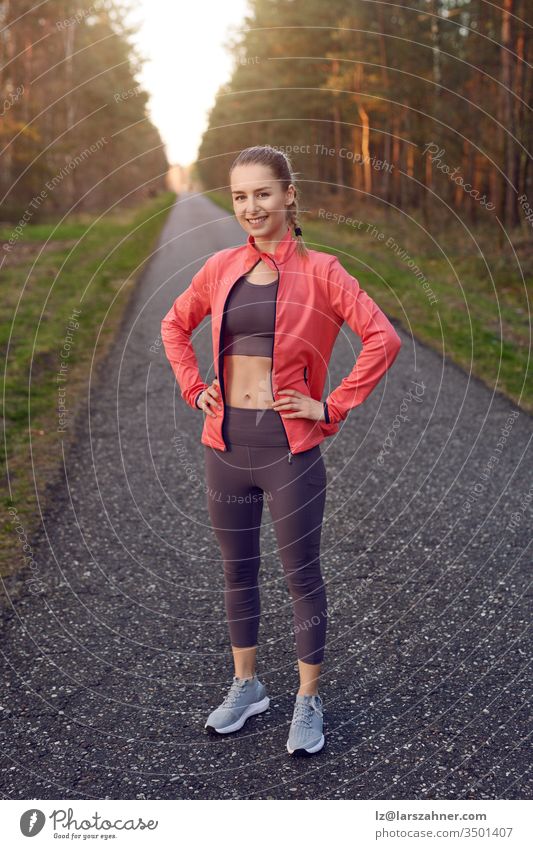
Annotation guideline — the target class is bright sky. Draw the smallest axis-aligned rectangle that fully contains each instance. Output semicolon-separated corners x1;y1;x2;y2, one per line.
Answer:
127;0;249;167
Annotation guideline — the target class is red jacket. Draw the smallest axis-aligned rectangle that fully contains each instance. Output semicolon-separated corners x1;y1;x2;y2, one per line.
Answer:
161;226;402;457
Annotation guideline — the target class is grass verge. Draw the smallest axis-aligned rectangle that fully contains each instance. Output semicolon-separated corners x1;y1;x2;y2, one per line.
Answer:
1;191;176;581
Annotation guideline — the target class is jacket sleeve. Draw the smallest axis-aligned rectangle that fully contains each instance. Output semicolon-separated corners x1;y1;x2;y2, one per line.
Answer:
160;259;213;409
324;256;402;424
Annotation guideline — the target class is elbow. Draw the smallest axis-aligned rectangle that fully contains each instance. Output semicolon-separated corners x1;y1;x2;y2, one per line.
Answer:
369;309;402;362
160;315;171;340
160;314;184;344
387;326;402;360
160;321;171;350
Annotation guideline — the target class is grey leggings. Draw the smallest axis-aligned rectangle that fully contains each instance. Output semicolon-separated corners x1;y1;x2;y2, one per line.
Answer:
203;404;327;665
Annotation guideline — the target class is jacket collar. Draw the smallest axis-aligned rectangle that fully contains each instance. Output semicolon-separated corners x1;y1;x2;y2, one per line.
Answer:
245;225;298;265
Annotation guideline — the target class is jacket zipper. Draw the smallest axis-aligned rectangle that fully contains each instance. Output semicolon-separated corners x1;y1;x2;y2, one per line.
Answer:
269;259;292;464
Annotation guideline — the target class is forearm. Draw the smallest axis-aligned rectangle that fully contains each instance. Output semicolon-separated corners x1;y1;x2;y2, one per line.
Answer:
325;309;402;424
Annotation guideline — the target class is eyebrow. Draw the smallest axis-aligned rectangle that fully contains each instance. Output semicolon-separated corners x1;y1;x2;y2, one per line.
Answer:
231;186;272;194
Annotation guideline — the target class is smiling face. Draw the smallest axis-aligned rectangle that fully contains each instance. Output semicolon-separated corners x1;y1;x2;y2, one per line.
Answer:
230;163;295;240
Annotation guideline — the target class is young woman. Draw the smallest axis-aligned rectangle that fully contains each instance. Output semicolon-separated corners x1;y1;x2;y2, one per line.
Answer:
161;145;402;756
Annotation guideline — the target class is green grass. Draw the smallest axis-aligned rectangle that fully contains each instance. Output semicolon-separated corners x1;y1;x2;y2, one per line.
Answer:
206;189;531;414
1;191;176;579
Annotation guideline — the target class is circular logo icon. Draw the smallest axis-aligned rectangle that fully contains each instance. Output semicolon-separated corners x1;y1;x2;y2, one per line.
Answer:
20;809;46;837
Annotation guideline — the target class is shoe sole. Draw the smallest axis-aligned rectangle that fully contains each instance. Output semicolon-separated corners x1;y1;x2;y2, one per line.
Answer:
205;696;270;735
287;733;325;755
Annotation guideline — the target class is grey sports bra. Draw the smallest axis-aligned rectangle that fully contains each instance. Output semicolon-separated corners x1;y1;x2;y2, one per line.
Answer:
223;273;279;357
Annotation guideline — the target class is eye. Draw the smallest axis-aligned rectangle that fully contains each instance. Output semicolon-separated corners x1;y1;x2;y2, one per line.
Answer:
233;192;270;201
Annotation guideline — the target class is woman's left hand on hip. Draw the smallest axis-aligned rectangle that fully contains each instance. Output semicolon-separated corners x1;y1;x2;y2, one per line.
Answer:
271;390;325;421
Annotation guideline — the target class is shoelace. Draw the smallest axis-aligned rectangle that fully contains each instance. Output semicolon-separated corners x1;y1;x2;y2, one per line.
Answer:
221;678;248;708
292;699;317;728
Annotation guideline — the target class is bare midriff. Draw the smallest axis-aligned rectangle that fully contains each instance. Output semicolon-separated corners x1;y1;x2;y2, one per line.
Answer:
223;258;278;410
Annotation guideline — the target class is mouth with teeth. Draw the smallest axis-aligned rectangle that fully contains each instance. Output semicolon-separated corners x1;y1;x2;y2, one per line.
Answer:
247;216;268;226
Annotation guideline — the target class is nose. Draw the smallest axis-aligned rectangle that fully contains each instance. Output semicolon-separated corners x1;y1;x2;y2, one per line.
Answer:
245;196;260;215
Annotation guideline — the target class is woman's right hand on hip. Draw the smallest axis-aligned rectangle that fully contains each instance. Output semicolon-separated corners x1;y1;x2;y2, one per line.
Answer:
197;378;222;417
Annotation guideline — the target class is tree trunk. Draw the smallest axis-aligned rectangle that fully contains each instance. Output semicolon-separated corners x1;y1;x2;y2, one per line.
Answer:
501;0;518;228
377;5;391;207
392;113;401;209
333;102;343;192
358;103;371;198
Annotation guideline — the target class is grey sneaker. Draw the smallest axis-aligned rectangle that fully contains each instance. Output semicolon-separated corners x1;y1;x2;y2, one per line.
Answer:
286;693;325;755
204;674;270;734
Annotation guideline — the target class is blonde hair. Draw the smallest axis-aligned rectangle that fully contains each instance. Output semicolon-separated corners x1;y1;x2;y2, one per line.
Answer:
229;145;308;258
